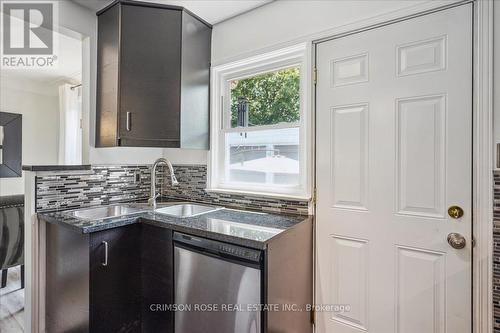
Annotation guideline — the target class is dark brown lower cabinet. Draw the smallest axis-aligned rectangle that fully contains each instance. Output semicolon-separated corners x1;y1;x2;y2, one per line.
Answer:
45;223;173;333
44;217;313;333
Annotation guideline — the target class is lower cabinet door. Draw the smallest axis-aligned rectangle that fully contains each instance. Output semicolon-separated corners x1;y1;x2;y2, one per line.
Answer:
89;224;142;333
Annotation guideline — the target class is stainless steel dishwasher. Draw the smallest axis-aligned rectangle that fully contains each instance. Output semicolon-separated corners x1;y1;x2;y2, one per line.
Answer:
173;232;262;333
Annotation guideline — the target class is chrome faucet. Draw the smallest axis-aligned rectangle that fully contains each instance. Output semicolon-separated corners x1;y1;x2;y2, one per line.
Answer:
148;158;178;209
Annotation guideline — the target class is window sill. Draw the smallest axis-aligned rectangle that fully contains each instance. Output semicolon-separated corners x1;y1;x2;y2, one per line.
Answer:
205;187;311;201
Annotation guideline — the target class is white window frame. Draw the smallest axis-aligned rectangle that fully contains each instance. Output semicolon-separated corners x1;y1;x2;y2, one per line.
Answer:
208;43;312;200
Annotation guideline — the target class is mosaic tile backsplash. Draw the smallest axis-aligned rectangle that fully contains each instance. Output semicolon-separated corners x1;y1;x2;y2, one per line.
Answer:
36;165;151;212
36;164;310;215
494;171;500;332
160;165;309;215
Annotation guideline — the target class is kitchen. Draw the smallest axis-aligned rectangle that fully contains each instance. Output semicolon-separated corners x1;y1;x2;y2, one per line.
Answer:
0;0;497;332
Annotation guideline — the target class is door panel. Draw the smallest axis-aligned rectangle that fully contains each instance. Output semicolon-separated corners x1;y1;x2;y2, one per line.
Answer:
395;246;446;333
331;104;369;210
330;235;369;330
396;35;447;77
396;95;446;217
332;53;369;87
315;5;472;333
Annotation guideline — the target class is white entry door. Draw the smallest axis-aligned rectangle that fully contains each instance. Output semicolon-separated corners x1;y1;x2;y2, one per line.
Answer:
315;4;472;333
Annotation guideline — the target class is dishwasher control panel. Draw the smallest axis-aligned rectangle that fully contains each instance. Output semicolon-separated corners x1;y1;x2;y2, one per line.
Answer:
219;244;261;262
174;232;262;263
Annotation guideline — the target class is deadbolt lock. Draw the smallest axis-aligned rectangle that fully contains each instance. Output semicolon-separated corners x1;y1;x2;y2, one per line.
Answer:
448;205;464;219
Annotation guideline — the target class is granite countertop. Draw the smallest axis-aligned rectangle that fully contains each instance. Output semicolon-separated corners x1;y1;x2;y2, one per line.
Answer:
38;201;310;249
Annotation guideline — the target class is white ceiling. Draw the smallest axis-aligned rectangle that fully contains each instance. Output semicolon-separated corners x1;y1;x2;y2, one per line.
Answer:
73;0;271;24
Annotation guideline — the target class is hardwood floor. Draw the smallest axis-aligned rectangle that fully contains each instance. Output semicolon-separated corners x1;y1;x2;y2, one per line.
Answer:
0;266;24;332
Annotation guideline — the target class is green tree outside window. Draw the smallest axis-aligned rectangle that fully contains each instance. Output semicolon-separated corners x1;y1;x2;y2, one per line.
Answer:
230;67;300;127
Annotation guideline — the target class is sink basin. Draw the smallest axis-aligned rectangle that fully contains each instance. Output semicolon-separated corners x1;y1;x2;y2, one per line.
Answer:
69;205;143;220
155;204;222;218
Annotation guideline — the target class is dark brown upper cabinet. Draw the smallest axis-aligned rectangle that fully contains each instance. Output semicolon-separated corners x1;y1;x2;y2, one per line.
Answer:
96;0;212;149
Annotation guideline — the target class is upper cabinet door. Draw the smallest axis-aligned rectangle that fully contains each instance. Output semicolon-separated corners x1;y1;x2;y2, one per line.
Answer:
96;1;211;148
119;5;182;147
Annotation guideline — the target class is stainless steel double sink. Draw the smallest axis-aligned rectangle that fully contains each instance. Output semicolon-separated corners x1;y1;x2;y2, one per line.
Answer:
68;203;222;220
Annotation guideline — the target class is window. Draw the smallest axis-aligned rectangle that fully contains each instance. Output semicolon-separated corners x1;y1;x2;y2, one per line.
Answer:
209;44;311;198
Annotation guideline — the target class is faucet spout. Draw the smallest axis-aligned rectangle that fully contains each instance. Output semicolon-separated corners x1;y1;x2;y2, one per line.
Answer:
149;157;178;208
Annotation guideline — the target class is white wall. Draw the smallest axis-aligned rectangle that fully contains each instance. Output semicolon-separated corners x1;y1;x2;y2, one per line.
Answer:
89;147;207;165
211;0;460;64
0;77;59;195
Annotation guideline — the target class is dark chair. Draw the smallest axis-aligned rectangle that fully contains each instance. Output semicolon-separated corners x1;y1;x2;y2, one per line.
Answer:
0;195;24;289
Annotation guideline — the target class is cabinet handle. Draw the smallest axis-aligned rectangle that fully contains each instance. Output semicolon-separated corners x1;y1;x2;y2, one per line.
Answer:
102;241;108;266
126;112;131;131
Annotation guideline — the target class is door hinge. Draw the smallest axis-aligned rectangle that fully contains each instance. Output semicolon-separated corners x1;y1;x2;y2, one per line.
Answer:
311;188;317;205
311;308;316;326
313;67;317;85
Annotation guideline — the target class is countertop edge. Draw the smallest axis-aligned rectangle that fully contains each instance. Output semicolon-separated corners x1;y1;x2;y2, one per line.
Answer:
138;215;270;250
38;209;311;250
23;165;92;172
265;214;314;244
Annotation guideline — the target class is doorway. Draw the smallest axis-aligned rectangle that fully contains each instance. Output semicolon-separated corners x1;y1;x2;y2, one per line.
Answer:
0;22;86;331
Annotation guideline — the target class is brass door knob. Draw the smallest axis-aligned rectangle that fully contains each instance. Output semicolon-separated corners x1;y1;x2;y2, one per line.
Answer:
447;233;466;249
448;205;464;219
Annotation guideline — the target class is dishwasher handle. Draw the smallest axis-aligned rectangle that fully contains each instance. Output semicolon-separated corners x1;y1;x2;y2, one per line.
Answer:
173;232;262;264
